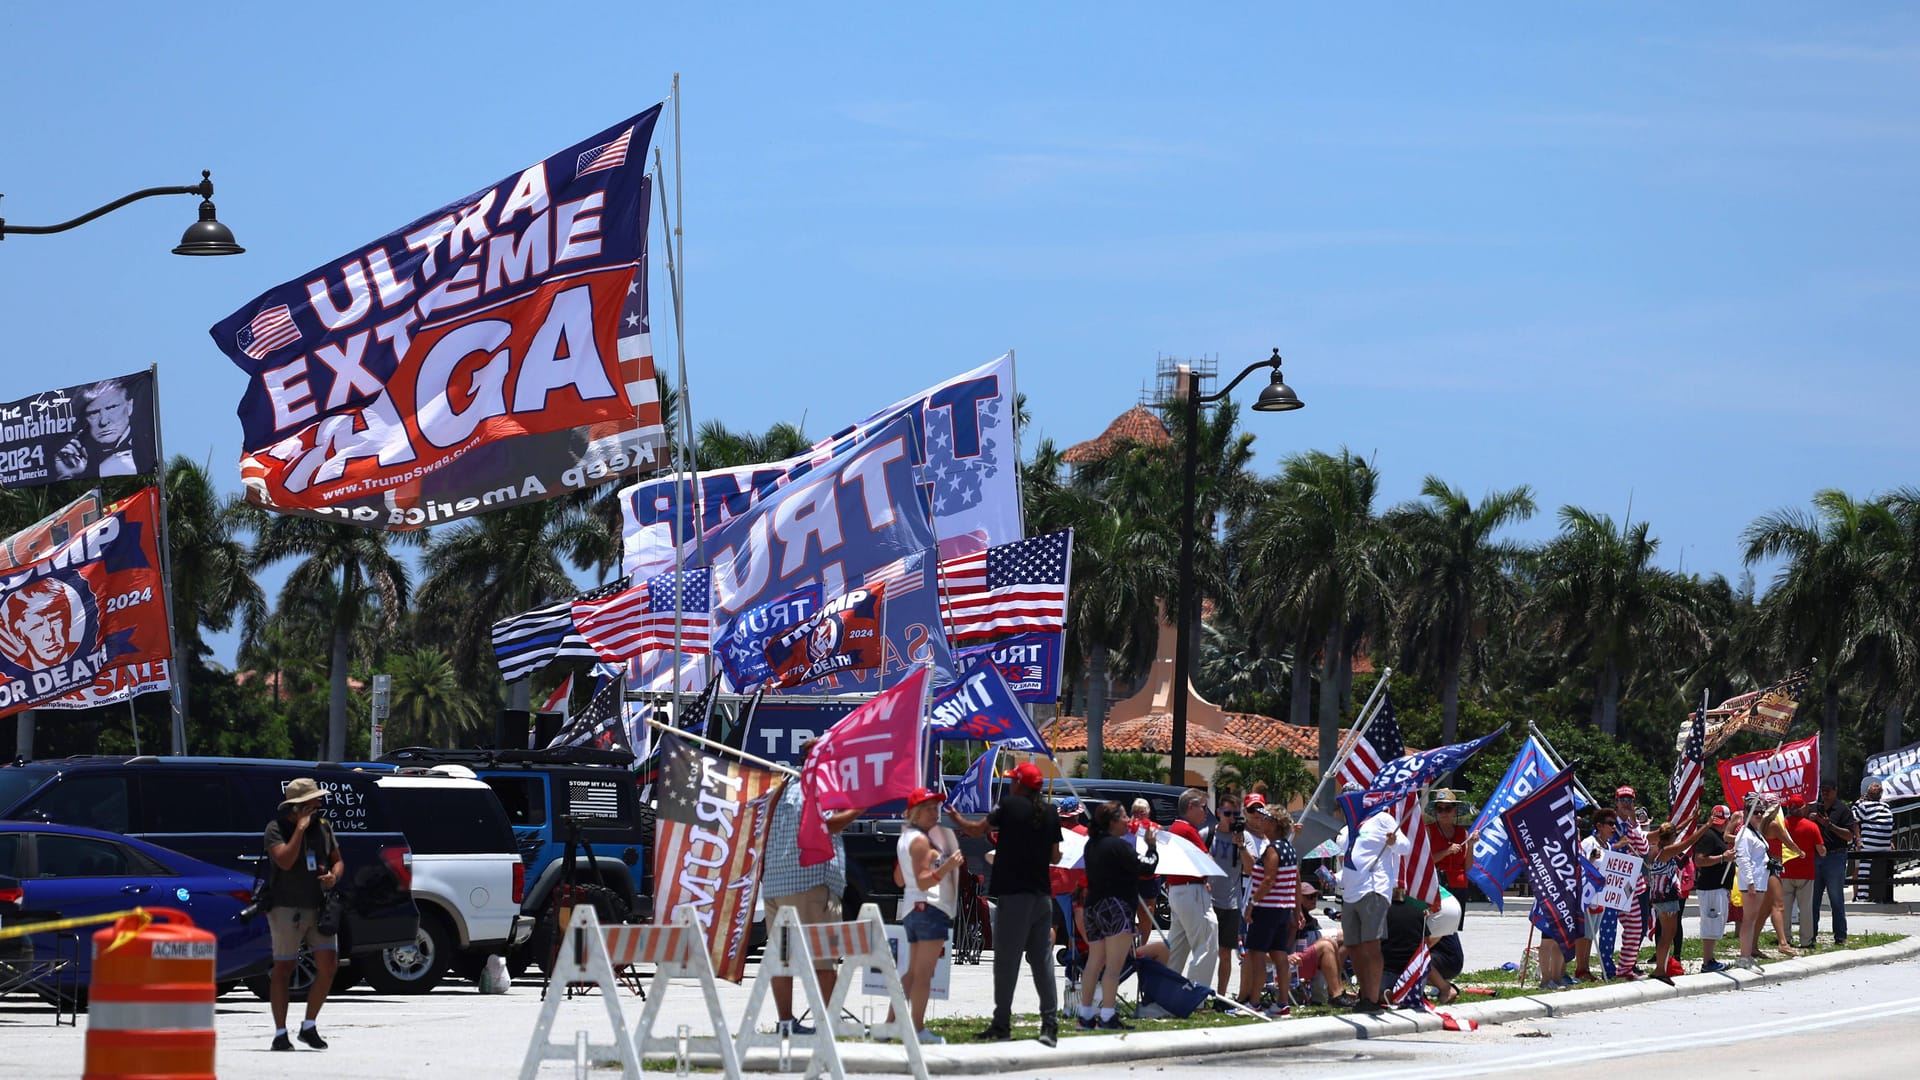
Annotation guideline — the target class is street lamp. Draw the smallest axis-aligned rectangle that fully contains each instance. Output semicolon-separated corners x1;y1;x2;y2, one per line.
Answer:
1169;348;1302;786
0;170;243;254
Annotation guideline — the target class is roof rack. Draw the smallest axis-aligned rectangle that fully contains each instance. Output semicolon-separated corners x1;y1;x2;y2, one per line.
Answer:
377;745;636;769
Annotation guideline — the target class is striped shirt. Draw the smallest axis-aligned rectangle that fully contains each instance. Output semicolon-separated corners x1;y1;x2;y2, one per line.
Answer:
1856;800;1894;851
1247;836;1298;909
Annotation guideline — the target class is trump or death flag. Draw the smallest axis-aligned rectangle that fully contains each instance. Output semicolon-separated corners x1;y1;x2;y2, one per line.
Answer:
1717;733;1820;810
798;665;930;865
764;583;887;690
0;488;172;717
1502;767;1584;949
211;108;664;530
650;729;782;982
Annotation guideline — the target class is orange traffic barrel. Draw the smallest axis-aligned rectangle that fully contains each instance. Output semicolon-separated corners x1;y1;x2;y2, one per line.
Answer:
85;908;216;1080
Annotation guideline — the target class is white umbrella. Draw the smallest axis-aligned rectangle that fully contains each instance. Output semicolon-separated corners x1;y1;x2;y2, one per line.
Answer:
1053;830;1088;869
1138;826;1226;878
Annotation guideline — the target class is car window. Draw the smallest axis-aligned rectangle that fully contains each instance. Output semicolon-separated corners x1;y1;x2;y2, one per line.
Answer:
136;774;244;833
0;768;53;815
34;833;142;877
483;777;547;827
379;786;516;854
0;834;21;876
26;774;131;834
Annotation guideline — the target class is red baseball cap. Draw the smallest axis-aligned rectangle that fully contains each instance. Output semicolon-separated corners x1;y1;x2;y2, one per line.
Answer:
1710;804;1731;822
1242;792;1272;816
1009;762;1044;789
906;787;945;809
1784;795;1807;810
1614;786;1636;799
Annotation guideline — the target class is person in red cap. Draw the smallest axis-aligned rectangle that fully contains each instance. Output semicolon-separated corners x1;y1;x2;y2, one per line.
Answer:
1780;797;1827;948
951;759;1063;1045
888;788;965;1043
1610;786;1651;977
1692;804;1737;971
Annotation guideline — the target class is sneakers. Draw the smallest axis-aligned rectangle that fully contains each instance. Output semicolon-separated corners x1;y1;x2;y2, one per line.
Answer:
1097;1014;1131;1031
1733;956;1760;971
1701;960;1726;973
1264;1004;1292;1019
973;1025;1011;1042
915;1029;946;1045
1037;1021;1058;1048
271;1033;294;1052
296;1026;328;1050
777;1020;816;1037
1076;1013;1099;1031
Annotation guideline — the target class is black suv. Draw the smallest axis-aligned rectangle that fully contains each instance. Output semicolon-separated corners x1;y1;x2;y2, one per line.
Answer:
376;747;651;976
0;757;419;998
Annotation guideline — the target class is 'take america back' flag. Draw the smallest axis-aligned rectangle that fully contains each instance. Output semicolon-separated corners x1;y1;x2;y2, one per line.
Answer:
938;529;1072;645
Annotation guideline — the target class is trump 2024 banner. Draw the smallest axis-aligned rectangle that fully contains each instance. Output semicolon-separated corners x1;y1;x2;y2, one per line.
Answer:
211;108;664;530
0;373;158;489
0;488;172;718
1501;766;1584;949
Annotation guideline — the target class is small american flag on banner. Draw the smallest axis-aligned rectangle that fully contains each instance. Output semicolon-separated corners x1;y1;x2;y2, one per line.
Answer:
576;126;633;177
572;567;712;663
236;305;300;360
938;530;1071;644
1668;708;1706;826
863;548;928;599
1338;693;1405;789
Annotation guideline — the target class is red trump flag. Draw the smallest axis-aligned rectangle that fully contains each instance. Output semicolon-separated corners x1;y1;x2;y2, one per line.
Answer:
798;665;930;866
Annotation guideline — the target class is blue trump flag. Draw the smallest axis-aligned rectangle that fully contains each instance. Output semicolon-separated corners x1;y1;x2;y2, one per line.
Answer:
1503;767;1585;950
1467;737;1590;910
928;656;1052;754
704;414;954;694
947;745;1001;816
713;584;821;691
954;631;1062;704
1337;726;1510;850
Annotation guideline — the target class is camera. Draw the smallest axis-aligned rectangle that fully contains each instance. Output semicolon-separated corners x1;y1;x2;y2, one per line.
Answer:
1231;820;1246;833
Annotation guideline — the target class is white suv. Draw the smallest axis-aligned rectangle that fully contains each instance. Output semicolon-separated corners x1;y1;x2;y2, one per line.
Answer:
365;769;532;993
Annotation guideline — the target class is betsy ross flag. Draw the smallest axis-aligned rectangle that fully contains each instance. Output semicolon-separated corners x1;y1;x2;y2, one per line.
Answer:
1669;708;1706;827
572;567;713;664
650;730;782;982
492;578;629;682
1337;692;1405;789
1701;668;1812;752
938;530;1072;644
236;304;301;360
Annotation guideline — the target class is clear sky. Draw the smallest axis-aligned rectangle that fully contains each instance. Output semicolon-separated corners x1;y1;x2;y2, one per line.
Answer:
3;5;1915;666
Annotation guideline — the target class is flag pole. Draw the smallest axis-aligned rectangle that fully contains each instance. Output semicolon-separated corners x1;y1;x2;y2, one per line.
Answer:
148;363;188;755
642;713;798;777
1301;667;1392;816
1526;720;1599;809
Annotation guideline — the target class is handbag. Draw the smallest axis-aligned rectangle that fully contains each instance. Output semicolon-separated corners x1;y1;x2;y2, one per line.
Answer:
316;890;345;936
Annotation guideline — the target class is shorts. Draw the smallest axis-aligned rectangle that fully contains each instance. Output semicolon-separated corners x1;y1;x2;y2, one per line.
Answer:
1244;906;1295;953
903;904;952;943
766;884;843;969
1340;892;1390;945
267;907;337;962
1653;899;1683;917
1431;933;1464;980
1086;896;1133;942
1214;906;1241;950
1697;889;1730;938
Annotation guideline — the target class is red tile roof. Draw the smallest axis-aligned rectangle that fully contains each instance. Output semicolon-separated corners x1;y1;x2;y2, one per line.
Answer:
1048;712;1320;761
1061;406;1172;465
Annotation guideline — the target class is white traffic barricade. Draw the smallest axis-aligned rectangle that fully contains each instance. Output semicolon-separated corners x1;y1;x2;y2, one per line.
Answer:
520;906;742;1080
735;903;928;1080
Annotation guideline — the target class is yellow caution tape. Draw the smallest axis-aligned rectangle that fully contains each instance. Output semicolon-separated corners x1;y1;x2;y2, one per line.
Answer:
0;907;151;944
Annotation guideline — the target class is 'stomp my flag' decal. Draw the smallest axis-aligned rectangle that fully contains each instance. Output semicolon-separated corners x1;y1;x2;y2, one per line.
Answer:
0;488;172;718
211;108;664;530
650;730;781;982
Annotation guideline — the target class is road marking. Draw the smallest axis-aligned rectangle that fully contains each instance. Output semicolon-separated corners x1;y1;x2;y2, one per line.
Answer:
1339;994;1920;1079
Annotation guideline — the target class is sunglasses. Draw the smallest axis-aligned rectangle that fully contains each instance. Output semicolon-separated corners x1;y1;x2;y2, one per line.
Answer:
1221;809;1241;817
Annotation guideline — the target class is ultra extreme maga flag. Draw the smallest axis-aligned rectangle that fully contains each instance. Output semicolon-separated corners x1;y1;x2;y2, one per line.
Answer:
210;108;665;530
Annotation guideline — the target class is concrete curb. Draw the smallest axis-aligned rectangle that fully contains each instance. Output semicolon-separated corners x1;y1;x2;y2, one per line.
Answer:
694;934;1920;1074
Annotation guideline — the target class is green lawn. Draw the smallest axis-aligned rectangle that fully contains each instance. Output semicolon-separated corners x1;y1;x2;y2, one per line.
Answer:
1454;931;1904;997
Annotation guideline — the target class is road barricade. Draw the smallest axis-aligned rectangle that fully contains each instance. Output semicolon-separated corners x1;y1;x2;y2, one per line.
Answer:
84;908;216;1080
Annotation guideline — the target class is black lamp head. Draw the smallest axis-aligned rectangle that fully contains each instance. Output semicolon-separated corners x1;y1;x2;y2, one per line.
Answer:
1252;348;1304;412
173;171;242;256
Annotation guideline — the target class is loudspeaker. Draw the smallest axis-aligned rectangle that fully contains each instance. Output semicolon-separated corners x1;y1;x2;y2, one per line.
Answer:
495;709;530;750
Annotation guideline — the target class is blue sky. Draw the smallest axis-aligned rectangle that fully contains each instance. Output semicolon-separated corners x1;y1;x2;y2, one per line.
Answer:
3;6;1916;665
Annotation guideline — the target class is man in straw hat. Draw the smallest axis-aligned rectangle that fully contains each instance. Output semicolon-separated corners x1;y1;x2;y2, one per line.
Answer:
264;778;344;1051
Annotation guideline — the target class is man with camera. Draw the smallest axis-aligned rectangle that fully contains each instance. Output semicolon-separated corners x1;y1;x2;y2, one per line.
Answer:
264;778;344;1051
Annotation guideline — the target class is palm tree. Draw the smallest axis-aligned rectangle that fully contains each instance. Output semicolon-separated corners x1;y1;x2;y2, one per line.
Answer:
1532;507;1706;737
161;456;264;735
1213;749;1315;805
1743;491;1915;779
1384;477;1536;743
695;419;812;469
249;517;415;760
1240;449;1391;783
1062;495;1176;778
385;647;487;748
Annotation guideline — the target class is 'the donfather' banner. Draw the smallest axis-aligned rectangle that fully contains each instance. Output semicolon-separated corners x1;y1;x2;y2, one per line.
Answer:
211;109;664;530
1717;733;1820;808
0;373;158;489
0;489;172;718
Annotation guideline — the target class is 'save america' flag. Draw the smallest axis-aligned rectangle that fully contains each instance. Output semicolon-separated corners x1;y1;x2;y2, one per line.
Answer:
491;578;627;682
650;730;782;982
572;567;712;664
1337;692;1405;789
938;529;1072;645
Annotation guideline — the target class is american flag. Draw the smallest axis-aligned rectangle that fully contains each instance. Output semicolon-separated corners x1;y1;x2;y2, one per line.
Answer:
545;675;631;755
1668;708;1706;827
236;304;300;360
863;548;928;599
1389;939;1432;1006
938;530;1071;644
572;567;712;663
1395;793;1442;910
576;126;633;177
1702;668;1811;752
491;578;628;682
1337;693;1405;789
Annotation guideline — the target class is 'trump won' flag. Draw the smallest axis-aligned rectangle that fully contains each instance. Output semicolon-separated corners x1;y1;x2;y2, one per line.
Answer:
1466;737;1587;909
211;108;665;530
1717;733;1820;809
928;656;1051;753
798;665;930;865
1502;767;1584;949
650;730;782;982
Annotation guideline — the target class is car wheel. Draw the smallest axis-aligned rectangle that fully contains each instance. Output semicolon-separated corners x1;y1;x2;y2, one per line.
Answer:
243;947;353;1001
365;914;453;994
506;942;533;980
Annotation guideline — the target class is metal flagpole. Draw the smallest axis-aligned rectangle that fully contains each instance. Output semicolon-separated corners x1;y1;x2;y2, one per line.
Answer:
642;713;798;778
1301;667;1393;815
1526;720;1600;809
148;363;188;755
127;700;141;756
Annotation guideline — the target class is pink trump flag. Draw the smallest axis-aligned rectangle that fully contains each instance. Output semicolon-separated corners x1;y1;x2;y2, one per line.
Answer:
798;665;931;866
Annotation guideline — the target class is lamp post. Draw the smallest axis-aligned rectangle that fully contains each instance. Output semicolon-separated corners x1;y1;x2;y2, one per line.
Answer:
1169;348;1303;786
0;170;244;254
